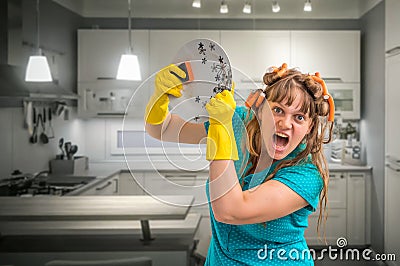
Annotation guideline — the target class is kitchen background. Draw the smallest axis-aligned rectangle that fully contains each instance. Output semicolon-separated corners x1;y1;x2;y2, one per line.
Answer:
0;0;399;265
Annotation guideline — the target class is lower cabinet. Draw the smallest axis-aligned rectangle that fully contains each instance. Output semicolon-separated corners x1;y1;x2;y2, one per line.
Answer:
118;172;146;195
79;172;146;196
305;171;369;247
79;175;119;195
144;171;209;216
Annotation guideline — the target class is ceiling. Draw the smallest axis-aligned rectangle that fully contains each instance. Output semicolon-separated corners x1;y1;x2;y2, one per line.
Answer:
53;0;382;19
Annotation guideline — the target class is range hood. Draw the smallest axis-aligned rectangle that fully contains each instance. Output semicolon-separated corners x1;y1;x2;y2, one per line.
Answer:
0;64;77;100
0;0;77;101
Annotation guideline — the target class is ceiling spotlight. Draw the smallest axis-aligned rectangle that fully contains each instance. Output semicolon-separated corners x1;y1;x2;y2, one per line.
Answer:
304;0;312;12
243;1;251;14
272;1;280;13
220;1;228;14
192;0;201;8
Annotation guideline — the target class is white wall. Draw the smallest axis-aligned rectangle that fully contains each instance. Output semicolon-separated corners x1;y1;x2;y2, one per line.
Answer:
0;107;86;177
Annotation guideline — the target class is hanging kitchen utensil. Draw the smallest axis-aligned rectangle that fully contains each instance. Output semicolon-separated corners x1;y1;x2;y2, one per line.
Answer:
64;142;72;160
69;145;78;159
29;108;38;144
38;113;49;144
24;101;34;137
56;138;64;159
47;107;55;139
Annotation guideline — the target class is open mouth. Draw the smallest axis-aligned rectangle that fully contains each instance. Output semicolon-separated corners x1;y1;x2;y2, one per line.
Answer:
273;132;289;151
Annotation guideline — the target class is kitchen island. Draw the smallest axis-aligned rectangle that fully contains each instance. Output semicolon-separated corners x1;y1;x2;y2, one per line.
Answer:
0;195;200;266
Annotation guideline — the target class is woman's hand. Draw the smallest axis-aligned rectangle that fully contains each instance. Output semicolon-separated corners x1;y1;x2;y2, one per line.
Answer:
205;89;238;161
145;64;186;125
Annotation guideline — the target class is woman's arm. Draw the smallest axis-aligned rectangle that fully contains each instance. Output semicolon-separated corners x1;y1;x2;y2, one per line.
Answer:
209;160;309;225
145;113;207;144
144;64;207;144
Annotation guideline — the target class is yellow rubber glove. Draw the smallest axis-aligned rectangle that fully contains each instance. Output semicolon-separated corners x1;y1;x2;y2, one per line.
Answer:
205;89;238;161
145;64;186;125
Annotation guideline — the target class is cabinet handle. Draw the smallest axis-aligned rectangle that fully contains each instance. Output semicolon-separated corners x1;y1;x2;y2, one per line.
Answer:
386;46;400;56
239;79;262;83
114;179;119;194
349;174;364;178
96;112;125;116
386;155;400;163
386;163;400;172
164;174;197;178
323;77;343;83
96;181;112;190
97;77;116;80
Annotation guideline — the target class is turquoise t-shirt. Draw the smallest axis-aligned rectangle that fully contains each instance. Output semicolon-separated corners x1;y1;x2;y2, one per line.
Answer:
204;106;323;265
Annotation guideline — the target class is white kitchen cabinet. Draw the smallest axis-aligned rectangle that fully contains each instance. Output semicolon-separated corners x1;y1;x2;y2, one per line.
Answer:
220;30;291;105
80;175;119;195
144;171;209;215
305;172;347;246
347;172;366;245
220;31;291;84
149;30;220;75
385;48;400;263
326;172;347;208
329;83;360;120
385;54;400;160
291;31;360;83
306;209;347;246
385;162;400;265
305;170;369;246
78;29;149;82
385;0;400;55
77;29;150;118
118;171;146;195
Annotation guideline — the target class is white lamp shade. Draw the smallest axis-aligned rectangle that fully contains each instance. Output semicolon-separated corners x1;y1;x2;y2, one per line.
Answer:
220;3;228;13
243;3;251;14
116;54;142;81
272;1;280;13
304;1;312;11
192;0;201;8
25;55;52;82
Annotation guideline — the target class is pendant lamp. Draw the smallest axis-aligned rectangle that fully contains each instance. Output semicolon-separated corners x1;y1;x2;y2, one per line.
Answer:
116;0;141;81
25;0;52;82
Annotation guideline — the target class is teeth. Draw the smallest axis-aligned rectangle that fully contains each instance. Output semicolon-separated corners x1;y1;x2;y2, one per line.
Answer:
275;132;288;138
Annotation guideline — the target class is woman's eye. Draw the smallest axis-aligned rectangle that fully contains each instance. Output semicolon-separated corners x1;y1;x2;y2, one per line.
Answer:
273;107;282;114
296;115;305;121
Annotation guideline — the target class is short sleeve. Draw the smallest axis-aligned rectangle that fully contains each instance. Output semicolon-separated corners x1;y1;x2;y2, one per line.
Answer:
272;164;323;211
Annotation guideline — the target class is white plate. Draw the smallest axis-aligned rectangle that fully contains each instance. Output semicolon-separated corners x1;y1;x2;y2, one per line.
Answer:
169;39;233;123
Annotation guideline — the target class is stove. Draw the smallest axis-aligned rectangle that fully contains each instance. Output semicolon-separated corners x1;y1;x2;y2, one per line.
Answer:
0;171;95;197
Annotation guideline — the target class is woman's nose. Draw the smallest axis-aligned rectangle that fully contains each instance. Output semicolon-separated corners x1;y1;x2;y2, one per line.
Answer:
277;116;292;129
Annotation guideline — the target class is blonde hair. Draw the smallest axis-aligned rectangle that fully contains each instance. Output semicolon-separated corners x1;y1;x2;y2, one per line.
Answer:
243;68;334;242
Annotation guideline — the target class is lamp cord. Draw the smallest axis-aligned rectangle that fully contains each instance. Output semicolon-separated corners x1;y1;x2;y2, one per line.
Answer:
128;0;132;54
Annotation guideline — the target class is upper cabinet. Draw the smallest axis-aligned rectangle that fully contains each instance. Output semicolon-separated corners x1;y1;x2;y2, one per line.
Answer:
385;0;400;55
78;29;149;83
77;29;360;119
291;31;360;83
77;29;149;118
220;31;291;84
148;30;220;75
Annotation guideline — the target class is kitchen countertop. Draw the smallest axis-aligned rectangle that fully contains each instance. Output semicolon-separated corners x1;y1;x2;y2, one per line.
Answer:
84;161;372;178
0;195;194;221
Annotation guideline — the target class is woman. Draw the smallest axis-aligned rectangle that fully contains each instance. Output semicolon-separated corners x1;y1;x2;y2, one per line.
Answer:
145;63;334;265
